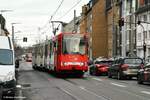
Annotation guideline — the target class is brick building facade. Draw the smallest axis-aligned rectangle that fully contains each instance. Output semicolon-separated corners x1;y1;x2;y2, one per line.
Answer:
80;0;111;59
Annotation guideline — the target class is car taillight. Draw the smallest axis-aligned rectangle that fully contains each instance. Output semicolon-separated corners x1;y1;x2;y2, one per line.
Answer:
121;64;129;71
95;64;101;67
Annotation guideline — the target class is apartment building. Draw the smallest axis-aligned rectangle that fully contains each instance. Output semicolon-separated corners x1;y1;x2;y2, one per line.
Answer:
106;0;121;57
136;0;150;59
80;0;108;59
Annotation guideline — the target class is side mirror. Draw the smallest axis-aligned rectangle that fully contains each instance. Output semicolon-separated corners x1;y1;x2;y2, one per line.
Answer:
15;59;19;68
88;60;93;65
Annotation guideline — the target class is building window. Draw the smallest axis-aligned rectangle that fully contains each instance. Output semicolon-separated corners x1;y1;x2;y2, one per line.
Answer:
126;0;130;14
143;15;147;21
139;0;144;6
144;31;147;39
126;30;129;40
92;0;98;6
148;48;150;56
138;33;142;41
149;13;150;21
145;0;148;5
106;0;112;10
149;30;150;39
90;25;92;33
139;0;149;6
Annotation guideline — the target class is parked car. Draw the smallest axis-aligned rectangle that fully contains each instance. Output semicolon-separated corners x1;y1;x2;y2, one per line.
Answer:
26;53;32;62
108;57;144;80
89;58;113;75
137;63;150;84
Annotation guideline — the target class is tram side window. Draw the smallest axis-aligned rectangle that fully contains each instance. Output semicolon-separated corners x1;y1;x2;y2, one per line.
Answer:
63;40;68;54
45;44;48;57
49;42;53;57
57;40;62;54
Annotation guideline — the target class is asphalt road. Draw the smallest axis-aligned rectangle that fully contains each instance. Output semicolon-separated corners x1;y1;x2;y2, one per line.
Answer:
16;61;150;100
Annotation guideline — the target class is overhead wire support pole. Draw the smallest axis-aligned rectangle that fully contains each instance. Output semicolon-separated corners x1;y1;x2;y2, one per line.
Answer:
11;23;21;45
74;10;76;33
128;0;134;57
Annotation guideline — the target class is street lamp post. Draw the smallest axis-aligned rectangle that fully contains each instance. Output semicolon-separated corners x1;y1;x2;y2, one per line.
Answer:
11;23;21;44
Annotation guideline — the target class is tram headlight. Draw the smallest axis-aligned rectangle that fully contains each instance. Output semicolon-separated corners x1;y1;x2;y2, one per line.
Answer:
80;62;84;66
64;62;69;66
61;62;68;66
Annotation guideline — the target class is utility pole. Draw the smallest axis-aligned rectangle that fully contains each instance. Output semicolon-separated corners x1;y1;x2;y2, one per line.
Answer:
74;10;77;33
12;24;14;43
129;0;134;57
112;0;117;57
11;23;20;45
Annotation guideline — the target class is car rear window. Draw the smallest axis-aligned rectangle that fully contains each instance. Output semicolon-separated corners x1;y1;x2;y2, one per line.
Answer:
95;61;113;65
124;58;143;64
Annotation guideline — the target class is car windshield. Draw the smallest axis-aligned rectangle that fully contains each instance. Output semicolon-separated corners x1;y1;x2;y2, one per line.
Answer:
124;58;143;64
145;64;150;68
63;34;86;55
0;49;13;65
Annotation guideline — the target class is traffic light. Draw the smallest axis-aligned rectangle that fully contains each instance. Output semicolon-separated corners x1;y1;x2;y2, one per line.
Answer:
137;20;141;25
23;37;27;42
118;18;124;27
143;43;146;52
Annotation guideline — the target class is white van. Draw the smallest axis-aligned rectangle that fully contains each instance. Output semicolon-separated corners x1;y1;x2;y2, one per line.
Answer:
0;36;16;97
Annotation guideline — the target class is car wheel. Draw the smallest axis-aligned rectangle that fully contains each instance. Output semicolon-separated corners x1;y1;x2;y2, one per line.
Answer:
90;68;97;76
137;75;143;84
108;71;112;78
89;69;93;75
93;69;99;76
128;76;132;80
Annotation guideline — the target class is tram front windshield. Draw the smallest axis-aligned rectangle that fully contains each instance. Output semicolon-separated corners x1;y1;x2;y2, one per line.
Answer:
63;34;86;55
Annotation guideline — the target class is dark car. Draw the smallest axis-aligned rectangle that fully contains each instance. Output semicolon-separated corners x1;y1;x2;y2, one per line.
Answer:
108;57;144;80
137;63;150;84
89;58;113;76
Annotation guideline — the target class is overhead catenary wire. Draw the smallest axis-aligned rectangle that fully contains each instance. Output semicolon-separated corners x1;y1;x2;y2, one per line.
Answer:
38;0;64;32
50;0;64;21
57;0;82;20
51;0;82;35
39;0;83;34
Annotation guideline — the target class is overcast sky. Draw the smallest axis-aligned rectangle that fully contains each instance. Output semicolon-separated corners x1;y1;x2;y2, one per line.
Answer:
0;0;89;47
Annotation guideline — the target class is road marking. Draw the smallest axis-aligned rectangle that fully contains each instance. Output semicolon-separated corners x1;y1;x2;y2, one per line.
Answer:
16;85;22;88
78;86;109;100
59;87;82;100
3;96;26;99
141;91;150;95
111;83;127;88
92;78;103;82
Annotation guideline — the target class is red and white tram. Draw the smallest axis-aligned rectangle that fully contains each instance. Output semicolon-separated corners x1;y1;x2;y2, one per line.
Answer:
49;33;89;76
